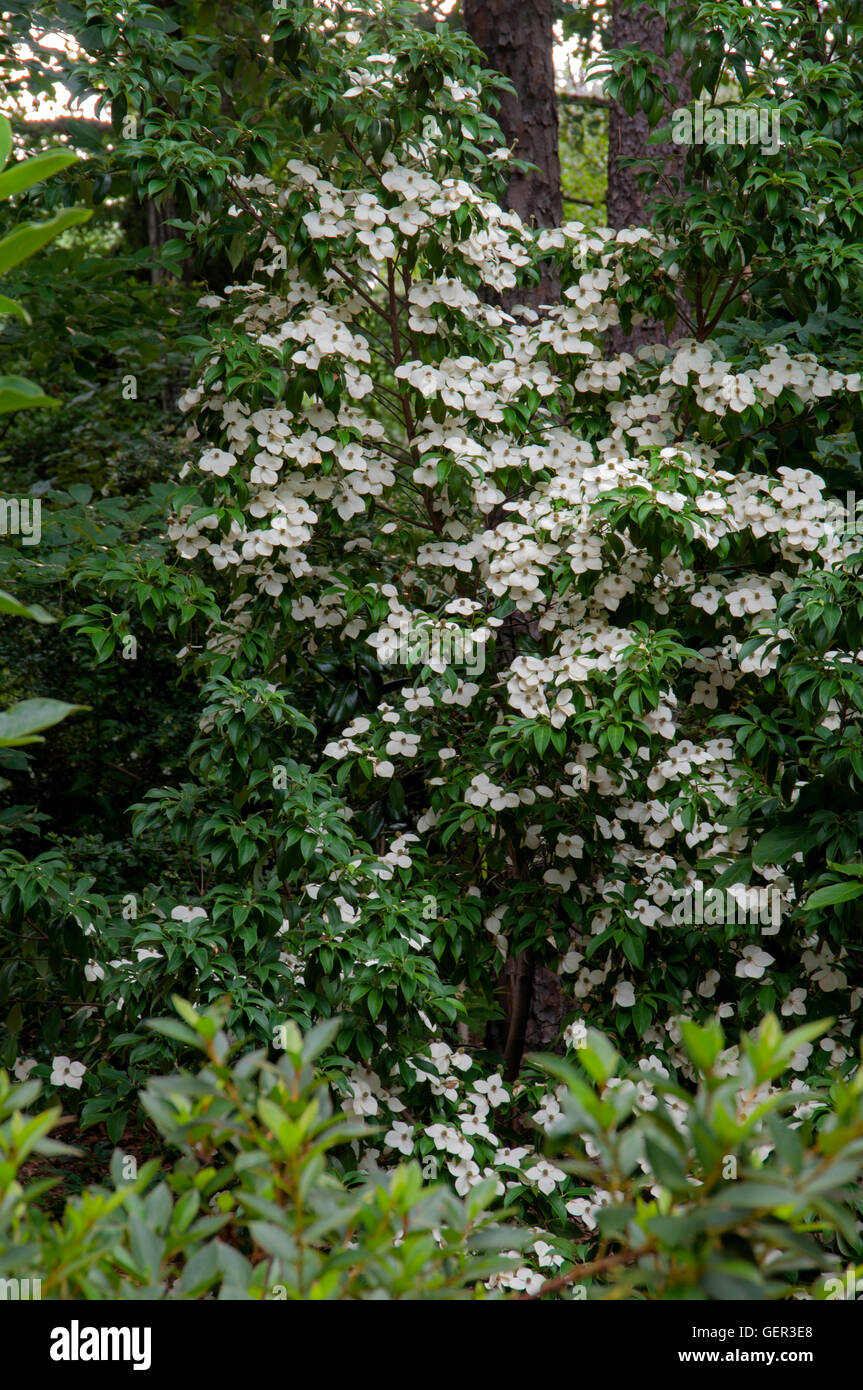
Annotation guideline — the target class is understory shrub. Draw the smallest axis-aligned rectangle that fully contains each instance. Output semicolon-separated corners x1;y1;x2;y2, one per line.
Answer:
1;1002;523;1299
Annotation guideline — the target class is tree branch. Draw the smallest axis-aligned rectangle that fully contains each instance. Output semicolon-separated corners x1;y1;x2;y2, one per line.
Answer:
518;1246;647;1301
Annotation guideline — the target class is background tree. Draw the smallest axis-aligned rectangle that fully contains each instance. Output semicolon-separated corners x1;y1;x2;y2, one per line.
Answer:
463;0;562;303
603;0;689;350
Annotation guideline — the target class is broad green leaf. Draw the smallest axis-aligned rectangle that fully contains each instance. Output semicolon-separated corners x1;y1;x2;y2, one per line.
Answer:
680;1018;725;1073
0;697;87;746
826;860;863;878
0;206;93;277
248;1220;299;1265
576;1030;620;1085
177;1241;223;1297
752;825;814;867
0;588;55;623
0;150;79;200
143;1018;202;1048
0;375;59;413
804;881;863;911
0;292;29;322
644;1136;688;1192
301;1016;341;1065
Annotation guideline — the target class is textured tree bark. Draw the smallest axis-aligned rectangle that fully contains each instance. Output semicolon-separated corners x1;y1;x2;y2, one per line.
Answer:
606;0;689;353
145;196;178;286
524;962;569;1052
503;950;535;1081
463;0;562;305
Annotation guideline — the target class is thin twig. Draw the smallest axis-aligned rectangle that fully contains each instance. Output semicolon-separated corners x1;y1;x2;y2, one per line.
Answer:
518;1247;647;1301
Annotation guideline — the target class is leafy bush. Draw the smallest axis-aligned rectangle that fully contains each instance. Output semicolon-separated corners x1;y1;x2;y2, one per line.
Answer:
0;1001;522;1299
532;1014;863;1300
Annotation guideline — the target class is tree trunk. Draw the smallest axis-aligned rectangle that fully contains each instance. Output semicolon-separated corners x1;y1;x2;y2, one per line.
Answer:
463;0;562;305
466;1;569;1067
503;950;535;1081
605;0;689;353
524;962;569;1053
145;195;178;286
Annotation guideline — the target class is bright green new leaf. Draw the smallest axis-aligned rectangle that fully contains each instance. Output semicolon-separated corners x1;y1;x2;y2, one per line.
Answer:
0;375;59;413
0;206;93;277
0;292;29;322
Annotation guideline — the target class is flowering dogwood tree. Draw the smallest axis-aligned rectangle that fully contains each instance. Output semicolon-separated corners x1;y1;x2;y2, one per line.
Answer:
145;3;863;1236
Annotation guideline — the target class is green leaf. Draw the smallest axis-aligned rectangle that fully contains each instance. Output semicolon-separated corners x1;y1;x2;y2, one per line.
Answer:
0;375;59;413
302;1017;341;1065
0;293;29;323
644;1136;688;1192
248;1221;298;1265
0;589;55;623
178;1241;223;1297
752;826;814;867
0;207;93;278
533;725;551;756
0;697;88;746
622;933;644;968
143;1018;201;1048
0;150;79;201
701;1269;764;1301
803;881;863;911
680;1018;724;1073
577;1030;620;1085
826;860;863;878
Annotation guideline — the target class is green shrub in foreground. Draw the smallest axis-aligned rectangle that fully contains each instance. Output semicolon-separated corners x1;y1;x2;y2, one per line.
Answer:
2;1006;862;1301
0;1001;522;1299
533;1014;863;1300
